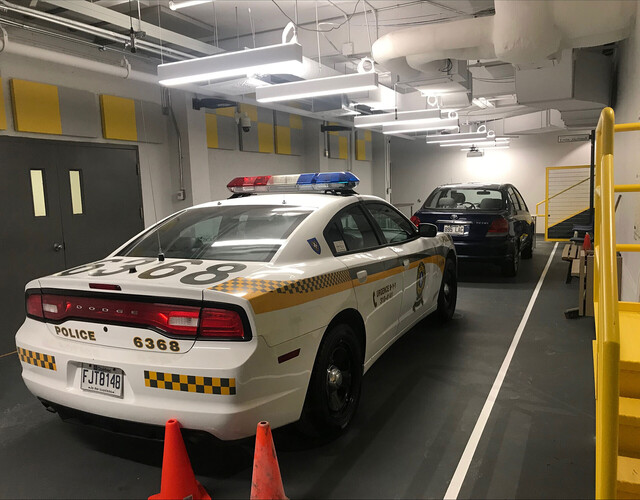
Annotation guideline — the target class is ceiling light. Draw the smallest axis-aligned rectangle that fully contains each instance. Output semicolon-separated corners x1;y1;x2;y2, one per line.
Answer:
158;43;303;86
426;128;493;144
169;0;211;10
461;146;510;151
382;119;460;135
255;73;378;102
354;109;447;128
471;97;495;109
440;139;509;148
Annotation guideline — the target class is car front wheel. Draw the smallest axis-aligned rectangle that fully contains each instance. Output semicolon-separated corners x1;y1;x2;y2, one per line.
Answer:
299;324;363;437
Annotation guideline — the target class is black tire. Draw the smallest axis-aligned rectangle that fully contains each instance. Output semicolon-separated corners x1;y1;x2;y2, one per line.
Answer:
502;242;520;277
521;240;533;259
437;257;457;321
298;324;363;437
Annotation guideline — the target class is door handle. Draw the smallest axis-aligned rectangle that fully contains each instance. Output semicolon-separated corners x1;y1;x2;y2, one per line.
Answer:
357;270;367;283
53;242;64;252
403;259;410;269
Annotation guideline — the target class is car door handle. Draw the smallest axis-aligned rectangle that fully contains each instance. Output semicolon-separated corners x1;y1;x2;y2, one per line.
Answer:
403;259;410;269
357;270;367;283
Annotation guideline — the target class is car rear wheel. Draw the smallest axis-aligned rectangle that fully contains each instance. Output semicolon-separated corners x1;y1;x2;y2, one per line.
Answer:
502;242;520;277
437;257;457;321
521;241;533;259
298;324;363;437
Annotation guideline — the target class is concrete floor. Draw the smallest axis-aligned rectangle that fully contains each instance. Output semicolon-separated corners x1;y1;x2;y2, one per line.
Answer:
0;239;595;499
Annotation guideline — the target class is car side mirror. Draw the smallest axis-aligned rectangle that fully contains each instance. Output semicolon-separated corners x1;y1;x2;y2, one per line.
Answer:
419;223;438;238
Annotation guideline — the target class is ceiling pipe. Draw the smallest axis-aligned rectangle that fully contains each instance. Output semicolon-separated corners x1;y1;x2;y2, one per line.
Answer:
0;0;194;60
373;0;636;72
1;37;159;85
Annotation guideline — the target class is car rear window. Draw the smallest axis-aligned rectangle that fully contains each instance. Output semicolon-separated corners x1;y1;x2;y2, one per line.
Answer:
118;205;312;262
423;188;505;211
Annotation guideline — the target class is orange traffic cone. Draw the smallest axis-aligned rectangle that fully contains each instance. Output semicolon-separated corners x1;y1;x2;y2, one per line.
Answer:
149;418;211;500
250;421;287;500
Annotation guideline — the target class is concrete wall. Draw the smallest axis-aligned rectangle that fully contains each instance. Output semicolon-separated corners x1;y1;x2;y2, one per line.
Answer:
389;132;592;226
613;2;640;301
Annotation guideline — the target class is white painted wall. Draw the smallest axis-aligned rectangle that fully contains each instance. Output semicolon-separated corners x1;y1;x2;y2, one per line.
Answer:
0;28;380;231
613;2;640;301
207;116;378;201
389;131;592;225
0;27;186;225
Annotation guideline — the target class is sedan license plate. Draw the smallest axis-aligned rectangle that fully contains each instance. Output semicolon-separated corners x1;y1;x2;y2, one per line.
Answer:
444;224;466;234
80;363;124;398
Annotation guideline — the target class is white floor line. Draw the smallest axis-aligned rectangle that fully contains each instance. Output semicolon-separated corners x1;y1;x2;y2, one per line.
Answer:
443;242;559;500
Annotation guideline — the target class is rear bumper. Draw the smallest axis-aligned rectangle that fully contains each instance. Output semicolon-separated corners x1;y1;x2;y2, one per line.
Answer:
452;237;512;262
15;318;322;440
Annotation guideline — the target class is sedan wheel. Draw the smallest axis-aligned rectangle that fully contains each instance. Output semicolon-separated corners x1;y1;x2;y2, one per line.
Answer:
502;243;520;277
299;324;363;436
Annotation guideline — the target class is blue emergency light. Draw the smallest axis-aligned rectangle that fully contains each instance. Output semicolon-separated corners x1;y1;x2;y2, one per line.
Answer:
227;172;360;193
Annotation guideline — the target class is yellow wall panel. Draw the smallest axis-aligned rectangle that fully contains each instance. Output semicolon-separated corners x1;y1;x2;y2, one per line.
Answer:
216;106;236;118
239;103;258;122
0;78;6;130
100;95;137;141
205;114;219;149
276;125;291;155
364;130;372;141
338;136;348;159
11;79;62;135
258;122;275;153
289;114;303;130
356;139;366;161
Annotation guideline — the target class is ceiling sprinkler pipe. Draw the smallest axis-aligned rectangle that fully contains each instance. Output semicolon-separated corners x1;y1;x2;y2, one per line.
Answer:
0;0;194;60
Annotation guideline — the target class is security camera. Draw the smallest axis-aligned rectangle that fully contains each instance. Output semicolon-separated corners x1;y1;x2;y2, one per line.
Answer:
235;112;251;133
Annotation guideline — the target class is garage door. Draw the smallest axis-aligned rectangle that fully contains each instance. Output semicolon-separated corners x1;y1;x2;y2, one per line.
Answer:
0;137;144;353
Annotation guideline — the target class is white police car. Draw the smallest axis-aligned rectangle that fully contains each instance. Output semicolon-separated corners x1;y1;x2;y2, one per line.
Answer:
15;172;457;439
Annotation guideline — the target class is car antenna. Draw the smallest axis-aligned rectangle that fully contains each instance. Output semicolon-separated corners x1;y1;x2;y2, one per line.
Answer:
142;95;165;262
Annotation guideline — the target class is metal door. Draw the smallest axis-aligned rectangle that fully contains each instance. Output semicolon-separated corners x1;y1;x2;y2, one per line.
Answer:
0;138;65;352
0;137;143;353
55;143;143;267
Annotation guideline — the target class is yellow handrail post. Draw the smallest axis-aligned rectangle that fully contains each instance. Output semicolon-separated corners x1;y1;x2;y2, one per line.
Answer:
594;107;620;500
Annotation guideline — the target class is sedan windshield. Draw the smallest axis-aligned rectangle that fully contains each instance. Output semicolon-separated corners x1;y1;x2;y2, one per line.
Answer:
423;188;505;211
118;205;312;262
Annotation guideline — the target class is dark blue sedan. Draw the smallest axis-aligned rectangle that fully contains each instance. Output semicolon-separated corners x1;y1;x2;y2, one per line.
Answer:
411;183;535;276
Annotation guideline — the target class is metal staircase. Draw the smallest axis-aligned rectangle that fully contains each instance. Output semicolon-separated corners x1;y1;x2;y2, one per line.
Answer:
593;107;640;499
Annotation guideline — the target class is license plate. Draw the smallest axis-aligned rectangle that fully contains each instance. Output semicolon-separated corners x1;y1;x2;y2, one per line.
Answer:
80;363;124;398
444;224;466;234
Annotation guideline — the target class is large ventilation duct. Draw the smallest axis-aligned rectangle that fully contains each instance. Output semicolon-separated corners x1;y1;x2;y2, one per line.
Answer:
373;1;636;75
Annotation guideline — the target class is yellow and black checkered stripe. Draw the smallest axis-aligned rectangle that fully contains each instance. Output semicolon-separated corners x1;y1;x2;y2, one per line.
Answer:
210;270;352;314
278;271;351;294
18;347;57;371
144;371;236;395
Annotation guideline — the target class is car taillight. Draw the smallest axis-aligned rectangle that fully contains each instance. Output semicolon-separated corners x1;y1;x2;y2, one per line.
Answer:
29;293;247;340
199;308;244;339
410;215;421;228
487;216;509;235
26;293;44;318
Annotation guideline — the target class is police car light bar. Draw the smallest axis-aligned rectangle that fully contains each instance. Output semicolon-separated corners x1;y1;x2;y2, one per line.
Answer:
227;172;360;193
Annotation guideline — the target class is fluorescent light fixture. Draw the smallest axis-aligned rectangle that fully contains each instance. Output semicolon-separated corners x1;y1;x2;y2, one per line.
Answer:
255;72;378;102
472;97;495;109
461;146;510;151
158;43;303;86
382;119;459;135
354;108;445;128
440;139;510;148
169;0;210;10
426;130;491;144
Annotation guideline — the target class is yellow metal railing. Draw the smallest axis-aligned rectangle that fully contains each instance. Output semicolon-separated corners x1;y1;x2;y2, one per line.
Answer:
593;107;640;499
537;165;591;241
